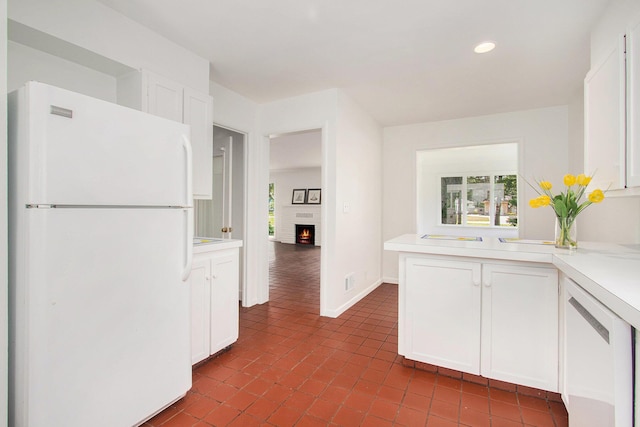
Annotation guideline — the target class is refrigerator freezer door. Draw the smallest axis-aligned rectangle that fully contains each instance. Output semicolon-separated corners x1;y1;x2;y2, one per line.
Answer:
10;208;192;427
16;82;191;207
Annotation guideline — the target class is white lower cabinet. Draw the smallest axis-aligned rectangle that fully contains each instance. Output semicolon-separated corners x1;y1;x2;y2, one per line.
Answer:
190;248;239;365
404;257;481;374
209;250;240;353
481;263;558;391
190;257;212;365
401;255;559;391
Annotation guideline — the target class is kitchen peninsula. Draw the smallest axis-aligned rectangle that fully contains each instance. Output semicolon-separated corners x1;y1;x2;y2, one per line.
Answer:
385;234;640;426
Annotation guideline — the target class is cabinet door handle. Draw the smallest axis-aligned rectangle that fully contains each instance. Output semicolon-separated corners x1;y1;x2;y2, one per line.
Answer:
484;279;491;287
569;296;609;344
472;268;481;286
212;275;217;279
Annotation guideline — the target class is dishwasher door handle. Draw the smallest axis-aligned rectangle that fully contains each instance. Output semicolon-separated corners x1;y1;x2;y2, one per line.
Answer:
569;296;610;344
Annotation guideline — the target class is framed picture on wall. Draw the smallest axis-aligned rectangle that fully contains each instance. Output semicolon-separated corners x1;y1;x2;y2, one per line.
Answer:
292;189;307;204
306;189;321;204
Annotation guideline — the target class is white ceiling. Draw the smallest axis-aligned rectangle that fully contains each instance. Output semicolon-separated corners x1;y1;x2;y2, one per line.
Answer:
97;0;609;127
269;130;322;170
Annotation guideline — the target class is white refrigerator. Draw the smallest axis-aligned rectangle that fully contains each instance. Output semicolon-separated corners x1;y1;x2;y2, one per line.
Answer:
8;82;194;427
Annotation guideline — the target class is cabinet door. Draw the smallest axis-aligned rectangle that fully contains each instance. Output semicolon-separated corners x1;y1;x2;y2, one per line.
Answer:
627;21;640;188
584;38;626;190
481;263;558;391
147;72;183;123
404;257;481;374
190;256;211;365
184;88;214;199
210;250;239;355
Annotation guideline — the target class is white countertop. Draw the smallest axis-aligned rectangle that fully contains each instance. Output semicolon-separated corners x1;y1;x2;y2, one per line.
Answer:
193;237;243;254
554;247;640;330
385;234;640;329
384;234;557;263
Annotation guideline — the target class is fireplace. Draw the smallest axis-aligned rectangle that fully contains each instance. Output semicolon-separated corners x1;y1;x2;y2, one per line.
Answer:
295;224;315;246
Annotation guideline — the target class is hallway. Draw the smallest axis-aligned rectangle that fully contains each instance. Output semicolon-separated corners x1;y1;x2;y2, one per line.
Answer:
145;242;567;426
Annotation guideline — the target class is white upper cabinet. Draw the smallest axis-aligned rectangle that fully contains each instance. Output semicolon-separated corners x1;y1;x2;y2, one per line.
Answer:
146;73;183;123
585;18;640;191
183;88;213;201
584;38;626;191
627;20;640;188
117;70;213;199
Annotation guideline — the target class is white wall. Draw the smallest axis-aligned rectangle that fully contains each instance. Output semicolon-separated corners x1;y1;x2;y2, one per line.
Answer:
332;92;383;316
8;41;117;101
1;0;9;424
210;79;383;318
259;89;383;317
9;0;209;93
382;106;569;282
258;89;337;313
270;167;321;242
210;81;258;133
270;130;322;170
567;89;584;176
591;0;640;68
574;0;640;244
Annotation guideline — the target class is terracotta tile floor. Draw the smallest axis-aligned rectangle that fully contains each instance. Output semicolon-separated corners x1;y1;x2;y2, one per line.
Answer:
145;242;568;426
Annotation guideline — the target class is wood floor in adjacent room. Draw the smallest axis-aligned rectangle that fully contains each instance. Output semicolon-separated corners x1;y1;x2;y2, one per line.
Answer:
145;241;567;426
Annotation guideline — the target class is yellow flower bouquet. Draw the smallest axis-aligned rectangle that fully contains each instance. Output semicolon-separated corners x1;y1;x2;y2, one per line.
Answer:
528;174;605;249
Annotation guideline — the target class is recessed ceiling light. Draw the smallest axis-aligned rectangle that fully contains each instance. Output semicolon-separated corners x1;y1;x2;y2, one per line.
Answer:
474;41;496;54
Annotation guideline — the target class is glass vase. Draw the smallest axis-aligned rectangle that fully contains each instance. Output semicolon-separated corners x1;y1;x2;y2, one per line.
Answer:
555;216;577;250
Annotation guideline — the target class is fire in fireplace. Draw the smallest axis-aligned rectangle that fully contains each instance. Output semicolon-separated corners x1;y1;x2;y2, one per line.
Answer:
295;224;315;246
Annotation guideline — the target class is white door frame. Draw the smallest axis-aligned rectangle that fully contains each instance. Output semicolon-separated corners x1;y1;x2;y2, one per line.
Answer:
263;124;327;315
212;123;249;306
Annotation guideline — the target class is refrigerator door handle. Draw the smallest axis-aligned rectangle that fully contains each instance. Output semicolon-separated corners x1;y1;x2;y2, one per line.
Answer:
182;135;193;207
182;207;193;281
181;135;193;281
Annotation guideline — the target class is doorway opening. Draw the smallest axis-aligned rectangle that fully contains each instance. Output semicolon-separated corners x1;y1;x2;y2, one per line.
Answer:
194;124;246;300
268;129;322;311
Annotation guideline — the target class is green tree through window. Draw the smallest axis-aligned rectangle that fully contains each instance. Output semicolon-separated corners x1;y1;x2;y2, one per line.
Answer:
440;174;518;227
268;183;275;236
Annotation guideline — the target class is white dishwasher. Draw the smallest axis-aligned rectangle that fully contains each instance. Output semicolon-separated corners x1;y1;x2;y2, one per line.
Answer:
564;277;633;427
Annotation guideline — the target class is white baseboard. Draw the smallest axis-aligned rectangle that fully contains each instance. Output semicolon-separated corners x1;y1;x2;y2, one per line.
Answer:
382;276;399;285
321;279;383;318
